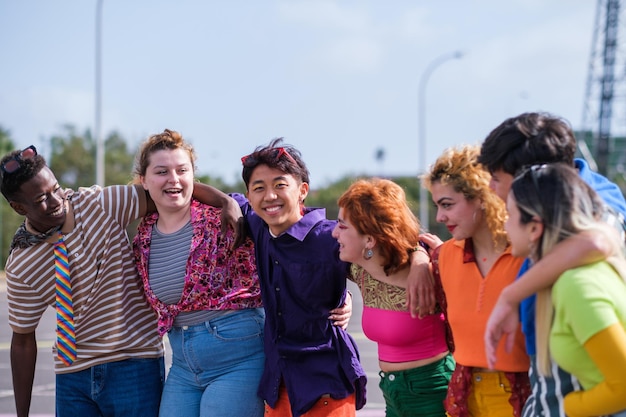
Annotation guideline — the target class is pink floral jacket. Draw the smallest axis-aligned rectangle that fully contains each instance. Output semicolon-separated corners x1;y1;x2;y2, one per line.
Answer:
133;199;262;336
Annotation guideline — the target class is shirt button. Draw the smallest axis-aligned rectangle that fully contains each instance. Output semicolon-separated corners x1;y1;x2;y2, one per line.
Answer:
475;375;482;382
388;374;395;381
275;287;280;291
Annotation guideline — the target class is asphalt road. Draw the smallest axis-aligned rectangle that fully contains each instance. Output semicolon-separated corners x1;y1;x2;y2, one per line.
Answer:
0;276;385;416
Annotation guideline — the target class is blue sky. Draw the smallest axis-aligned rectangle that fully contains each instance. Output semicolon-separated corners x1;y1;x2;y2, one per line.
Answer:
0;0;597;186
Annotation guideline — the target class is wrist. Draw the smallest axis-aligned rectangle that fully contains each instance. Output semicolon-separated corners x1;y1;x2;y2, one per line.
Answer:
500;284;523;306
410;245;430;258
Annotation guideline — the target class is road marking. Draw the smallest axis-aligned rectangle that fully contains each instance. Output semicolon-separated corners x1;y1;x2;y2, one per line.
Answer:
0;340;53;350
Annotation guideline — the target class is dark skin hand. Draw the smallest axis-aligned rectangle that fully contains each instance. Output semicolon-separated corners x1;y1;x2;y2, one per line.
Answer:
6;183;243;417
11;331;37;417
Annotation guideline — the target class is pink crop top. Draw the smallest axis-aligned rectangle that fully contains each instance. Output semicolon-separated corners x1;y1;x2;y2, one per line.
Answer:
349;264;449;363
362;306;448;362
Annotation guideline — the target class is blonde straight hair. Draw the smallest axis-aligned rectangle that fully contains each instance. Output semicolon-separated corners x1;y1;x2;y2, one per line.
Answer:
510;164;626;376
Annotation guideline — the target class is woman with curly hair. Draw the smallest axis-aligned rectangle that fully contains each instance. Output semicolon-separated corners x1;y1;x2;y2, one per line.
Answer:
420;145;530;417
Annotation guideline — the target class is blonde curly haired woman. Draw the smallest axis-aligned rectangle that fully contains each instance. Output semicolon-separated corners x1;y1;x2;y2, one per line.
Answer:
420;145;530;417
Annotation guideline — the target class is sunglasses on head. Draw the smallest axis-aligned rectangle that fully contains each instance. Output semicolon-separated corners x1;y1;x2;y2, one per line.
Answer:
241;147;297;166
1;145;38;174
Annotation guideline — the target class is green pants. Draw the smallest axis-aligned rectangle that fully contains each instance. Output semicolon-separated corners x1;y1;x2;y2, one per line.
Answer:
379;353;455;417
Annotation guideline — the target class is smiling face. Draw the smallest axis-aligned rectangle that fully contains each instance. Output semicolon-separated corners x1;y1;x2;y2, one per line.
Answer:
140;148;194;214
332;208;369;264
10;166;67;233
431;181;483;241
246;164;309;236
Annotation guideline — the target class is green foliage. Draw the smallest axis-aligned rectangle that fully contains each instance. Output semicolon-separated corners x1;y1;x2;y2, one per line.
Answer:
105;131;137;186
49;124;96;188
196;174;247;194
48;125;136;188
0;126;17;266
0;124;450;267
306;175;449;239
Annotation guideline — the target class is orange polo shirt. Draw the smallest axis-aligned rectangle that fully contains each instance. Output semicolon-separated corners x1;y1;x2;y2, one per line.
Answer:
435;238;529;372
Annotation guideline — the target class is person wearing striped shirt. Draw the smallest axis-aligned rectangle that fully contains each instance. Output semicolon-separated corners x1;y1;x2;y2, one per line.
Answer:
0;145;239;417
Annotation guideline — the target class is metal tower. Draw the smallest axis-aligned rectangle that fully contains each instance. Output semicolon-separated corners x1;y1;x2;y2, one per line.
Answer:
580;0;626;177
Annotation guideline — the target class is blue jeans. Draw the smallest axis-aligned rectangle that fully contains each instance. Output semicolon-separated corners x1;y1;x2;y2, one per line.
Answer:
56;357;165;417
160;308;266;417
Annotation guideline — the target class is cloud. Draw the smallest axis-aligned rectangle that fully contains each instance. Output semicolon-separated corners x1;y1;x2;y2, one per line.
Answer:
301;37;383;74
277;0;370;32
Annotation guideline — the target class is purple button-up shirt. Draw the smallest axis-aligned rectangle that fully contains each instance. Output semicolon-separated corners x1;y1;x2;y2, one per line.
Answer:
233;194;366;417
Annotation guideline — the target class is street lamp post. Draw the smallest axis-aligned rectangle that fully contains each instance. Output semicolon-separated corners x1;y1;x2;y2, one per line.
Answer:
418;50;463;232
95;0;104;186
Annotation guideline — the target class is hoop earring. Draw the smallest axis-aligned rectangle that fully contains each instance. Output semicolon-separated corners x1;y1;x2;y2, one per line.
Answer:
363;248;374;260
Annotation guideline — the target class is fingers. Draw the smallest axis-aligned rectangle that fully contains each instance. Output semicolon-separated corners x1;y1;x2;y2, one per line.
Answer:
484;330;498;369
231;218;247;249
406;292;418;319
504;333;516;354
330;313;349;329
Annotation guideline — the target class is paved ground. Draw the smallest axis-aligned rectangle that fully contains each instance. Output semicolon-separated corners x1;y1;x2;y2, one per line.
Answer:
0;274;385;416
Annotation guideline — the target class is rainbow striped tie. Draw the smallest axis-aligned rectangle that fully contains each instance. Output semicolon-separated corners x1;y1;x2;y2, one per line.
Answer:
54;233;76;365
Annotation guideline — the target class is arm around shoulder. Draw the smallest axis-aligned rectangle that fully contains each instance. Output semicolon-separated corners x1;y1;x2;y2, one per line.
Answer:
508;229;612;305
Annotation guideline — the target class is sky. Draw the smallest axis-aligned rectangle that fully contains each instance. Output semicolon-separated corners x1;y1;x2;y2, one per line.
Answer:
0;0;602;187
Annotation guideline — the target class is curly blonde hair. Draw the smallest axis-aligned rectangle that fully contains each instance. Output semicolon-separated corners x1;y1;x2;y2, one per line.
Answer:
422;144;509;250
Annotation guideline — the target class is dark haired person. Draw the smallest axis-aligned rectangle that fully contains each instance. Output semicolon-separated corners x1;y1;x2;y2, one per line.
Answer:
505;163;626;416
233;138;367;417
0;145;239;417
479;112;626;417
215;139;429;416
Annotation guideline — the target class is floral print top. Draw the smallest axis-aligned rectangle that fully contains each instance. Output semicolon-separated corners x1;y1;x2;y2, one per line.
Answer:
133;199;262;336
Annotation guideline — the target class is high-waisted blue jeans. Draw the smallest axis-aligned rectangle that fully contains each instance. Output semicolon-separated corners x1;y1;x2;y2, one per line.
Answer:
160;308;266;417
55;356;165;417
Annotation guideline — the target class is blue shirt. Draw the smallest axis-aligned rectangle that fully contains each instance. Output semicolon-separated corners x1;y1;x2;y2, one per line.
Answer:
232;194;367;417
520;158;626;355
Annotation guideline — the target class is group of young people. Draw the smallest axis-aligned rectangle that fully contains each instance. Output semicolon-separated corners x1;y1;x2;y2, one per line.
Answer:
1;111;625;417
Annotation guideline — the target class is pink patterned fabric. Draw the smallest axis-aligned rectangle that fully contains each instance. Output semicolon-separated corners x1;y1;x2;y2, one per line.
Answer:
133;199;262;336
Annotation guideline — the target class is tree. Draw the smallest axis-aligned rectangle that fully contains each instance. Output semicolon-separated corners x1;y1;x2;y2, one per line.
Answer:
48;125;136;189
306;174;449;239
103;131;136;186
49;124;96;188
0;126;20;266
1;123;452;267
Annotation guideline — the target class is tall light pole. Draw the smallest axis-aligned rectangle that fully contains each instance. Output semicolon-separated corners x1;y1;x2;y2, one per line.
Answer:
418;50;463;232
95;0;104;186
